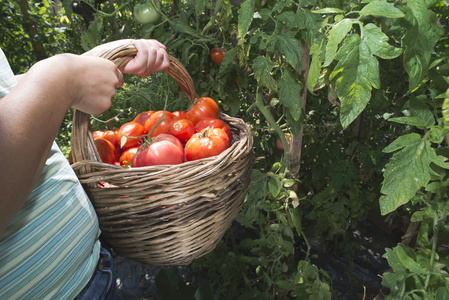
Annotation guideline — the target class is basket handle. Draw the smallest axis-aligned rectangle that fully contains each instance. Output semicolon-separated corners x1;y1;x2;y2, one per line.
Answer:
99;43;198;103
70;43;198;172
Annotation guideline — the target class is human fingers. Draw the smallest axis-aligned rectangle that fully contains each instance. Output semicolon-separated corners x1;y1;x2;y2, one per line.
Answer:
72;56;123;115
120;39;171;77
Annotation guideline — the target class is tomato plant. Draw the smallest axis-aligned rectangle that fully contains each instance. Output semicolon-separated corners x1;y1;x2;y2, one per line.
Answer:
115;121;145;149
185;128;230;161
195;117;232;141
131;134;184;167
168;117;195;144
185;97;220;125
133;2;159;25
144;110;174;137
94;138;116;165
210;47;224;66
133;110;154;127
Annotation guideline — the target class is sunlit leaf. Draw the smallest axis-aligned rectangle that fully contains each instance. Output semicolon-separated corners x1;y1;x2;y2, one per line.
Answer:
360;0;405;18
380;134;449;215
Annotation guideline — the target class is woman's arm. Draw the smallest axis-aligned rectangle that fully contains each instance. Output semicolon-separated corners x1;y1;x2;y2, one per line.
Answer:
0;39;170;234
0;54;123;234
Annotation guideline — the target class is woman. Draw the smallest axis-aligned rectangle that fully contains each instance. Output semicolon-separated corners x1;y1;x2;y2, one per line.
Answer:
0;39;170;299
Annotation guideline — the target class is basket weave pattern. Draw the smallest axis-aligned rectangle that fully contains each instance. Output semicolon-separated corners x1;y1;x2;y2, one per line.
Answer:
70;44;254;266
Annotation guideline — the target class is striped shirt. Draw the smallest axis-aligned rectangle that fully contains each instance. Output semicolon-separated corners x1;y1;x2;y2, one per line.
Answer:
0;49;101;299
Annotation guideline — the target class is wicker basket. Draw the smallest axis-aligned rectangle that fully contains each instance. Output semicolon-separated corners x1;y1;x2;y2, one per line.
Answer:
70;44;254;266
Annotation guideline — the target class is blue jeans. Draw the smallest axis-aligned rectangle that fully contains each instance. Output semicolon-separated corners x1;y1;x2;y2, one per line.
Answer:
74;243;117;300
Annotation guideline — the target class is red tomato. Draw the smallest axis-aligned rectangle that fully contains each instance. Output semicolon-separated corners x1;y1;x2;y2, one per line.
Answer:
210;47;224;65
133;110;154;127
94;138;117;164
144;110;175;137
93;130;105;140
102;130;117;146
131;134;184;167
168;117;195;144
173;111;186;118
115;121;145;149
119;147;139;167
185;97;220;125
195;117;232;141
185;128;230;161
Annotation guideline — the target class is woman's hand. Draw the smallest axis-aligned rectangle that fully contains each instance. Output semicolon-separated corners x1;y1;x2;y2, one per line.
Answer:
83;39;171;77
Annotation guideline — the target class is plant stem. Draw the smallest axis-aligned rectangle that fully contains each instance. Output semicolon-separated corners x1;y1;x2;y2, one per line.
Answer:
254;86;291;171
424;210;440;289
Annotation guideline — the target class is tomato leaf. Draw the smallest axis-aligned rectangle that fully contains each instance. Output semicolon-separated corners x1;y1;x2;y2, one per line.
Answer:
307;43;322;92
289;208;302;236
388;117;427;128
409;96;435;129
194;0;208;14
268;175;282;198
279;69;303;121
312;8;345;14
383;244;424;274
443;98;449;130
401;0;443;92
324;18;352;67
359;0;405;19
238;0;255;43
278;33;302;73
380;133;449;215
330;34;380;128
253;56;278;91
363;23;402;60
120;136;128;148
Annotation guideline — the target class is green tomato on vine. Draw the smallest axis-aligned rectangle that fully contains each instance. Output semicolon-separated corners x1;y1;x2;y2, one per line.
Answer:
134;2;160;25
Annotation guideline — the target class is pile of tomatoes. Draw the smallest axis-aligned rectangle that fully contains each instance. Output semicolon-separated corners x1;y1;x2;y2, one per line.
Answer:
91;97;233;167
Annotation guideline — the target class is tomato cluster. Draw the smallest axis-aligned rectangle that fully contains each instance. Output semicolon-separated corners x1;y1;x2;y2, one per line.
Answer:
91;97;232;167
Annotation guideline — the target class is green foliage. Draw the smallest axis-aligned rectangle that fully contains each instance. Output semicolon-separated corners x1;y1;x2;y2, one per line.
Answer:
5;0;449;298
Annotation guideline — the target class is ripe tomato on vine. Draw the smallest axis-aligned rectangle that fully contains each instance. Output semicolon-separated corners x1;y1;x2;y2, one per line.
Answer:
210;47;224;65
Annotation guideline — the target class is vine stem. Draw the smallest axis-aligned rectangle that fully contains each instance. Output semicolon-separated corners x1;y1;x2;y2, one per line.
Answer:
84;0;132;18
254;85;291;172
424;210;440;289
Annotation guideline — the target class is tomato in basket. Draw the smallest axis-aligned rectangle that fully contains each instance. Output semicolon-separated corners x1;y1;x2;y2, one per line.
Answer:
173;111;186;118
167;117;195;144
195;117;232;141
185;97;220;125
94;138;117;165
115;121;145;149
144;110;175;137
131;134;184;167
133;110;154;127
185;127;230;161
119;146;139;167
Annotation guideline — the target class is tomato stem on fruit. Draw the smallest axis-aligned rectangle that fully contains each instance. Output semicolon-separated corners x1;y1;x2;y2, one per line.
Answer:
255;85;290;172
144;93;169;142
